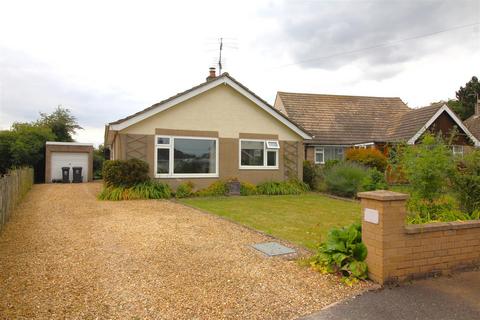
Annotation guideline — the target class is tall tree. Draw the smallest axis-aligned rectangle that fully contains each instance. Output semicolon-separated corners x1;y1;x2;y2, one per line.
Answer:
36;106;83;142
449;76;480;120
0;123;55;178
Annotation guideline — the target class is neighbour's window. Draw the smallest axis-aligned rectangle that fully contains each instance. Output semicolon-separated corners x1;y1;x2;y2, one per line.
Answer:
452;145;464;157
315;147;324;164
314;146;345;164
155;136;218;177
240;139;279;169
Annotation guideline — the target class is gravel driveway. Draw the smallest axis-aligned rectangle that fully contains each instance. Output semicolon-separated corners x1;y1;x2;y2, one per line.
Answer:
0;183;371;319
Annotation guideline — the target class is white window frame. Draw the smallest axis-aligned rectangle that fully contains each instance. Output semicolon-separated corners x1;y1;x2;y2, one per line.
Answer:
239;139;279;170
314;145;346;164
154;135;219;178
314;147;325;164
452;145;464;157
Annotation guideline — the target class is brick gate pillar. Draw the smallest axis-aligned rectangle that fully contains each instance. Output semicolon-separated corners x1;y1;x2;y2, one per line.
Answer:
357;190;409;285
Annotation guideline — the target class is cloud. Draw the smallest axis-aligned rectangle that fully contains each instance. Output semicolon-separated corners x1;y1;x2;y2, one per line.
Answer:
0;47;143;144
264;0;479;78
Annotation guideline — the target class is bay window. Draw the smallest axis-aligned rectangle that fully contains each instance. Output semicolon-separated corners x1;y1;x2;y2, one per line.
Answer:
240;139;279;169
155;136;218;177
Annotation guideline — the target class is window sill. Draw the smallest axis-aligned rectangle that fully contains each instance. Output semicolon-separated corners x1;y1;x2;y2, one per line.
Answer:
239;166;279;170
155;174;219;179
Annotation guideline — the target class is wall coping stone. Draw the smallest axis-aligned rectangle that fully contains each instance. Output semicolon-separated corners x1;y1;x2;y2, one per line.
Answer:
405;219;480;234
357;190;409;201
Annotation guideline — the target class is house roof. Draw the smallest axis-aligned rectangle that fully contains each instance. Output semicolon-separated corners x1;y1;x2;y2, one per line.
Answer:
107;73;311;140
276;92;410;144
276;92;480;146
386;102;444;142
464;114;480;141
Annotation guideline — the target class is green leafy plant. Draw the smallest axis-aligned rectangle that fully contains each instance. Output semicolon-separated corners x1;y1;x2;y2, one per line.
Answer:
256;180;309;195
399;133;454;202
303;160;325;191
452;150;480;215
324;159;340;171
175;181;195;198
346;148;388;172
361;168;388;191
406;195;467;224
102;158;150;187
311;223;368;282
98;180;172;201
196;180;229;197
324;162;368;198
240;182;257;196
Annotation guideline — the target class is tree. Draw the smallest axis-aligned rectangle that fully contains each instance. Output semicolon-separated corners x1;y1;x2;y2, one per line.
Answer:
0;123;55;176
36;106;82;142
93;144;105;179
448;76;480;120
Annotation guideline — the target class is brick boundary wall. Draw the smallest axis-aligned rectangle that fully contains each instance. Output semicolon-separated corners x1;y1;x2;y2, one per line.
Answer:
357;190;480;285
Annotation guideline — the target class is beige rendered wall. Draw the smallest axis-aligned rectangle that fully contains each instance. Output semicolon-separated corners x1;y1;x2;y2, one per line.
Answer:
114;132;303;189
120;84;301;141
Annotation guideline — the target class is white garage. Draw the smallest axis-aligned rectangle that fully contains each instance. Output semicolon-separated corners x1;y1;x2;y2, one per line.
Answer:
45;142;94;183
51;152;89;182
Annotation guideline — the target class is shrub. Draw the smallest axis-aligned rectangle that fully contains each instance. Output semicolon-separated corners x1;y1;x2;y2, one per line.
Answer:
256;180;309;195
361;168;388;191
240;182;258;196
311;223;368;282
345;148;388;172
406;195;467;224
452;150;480;215
324;162;368;198
324;159;340;171
175;181;195;198
102;158;150;187
399;134;454;202
196;180;229;197
98;180;172;201
303;160;324;191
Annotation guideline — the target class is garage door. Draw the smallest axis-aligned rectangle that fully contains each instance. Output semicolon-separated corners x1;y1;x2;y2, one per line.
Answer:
51;152;89;182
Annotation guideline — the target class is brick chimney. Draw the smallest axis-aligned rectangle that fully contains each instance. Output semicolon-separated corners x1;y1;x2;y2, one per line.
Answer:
206;67;216;82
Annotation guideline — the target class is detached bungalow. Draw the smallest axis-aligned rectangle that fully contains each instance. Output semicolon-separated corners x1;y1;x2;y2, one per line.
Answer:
274;92;480;164
104;69;311;188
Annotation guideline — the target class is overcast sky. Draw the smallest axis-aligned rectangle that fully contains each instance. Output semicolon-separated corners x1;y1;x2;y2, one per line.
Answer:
0;0;479;146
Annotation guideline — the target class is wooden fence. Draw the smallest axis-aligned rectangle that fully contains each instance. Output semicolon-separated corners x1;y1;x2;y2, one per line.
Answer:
0;168;34;232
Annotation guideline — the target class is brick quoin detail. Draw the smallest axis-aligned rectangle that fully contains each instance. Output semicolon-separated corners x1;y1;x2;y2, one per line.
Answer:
358;190;480;285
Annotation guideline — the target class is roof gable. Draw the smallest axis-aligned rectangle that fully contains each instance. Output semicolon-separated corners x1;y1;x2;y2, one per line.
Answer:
405;104;480;146
109;74;311;139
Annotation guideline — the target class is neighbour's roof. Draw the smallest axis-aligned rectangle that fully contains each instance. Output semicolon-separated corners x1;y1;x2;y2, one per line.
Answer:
276;92;410;144
108;73;311;139
277;92;479;146
386;102;444;142
464;114;480;141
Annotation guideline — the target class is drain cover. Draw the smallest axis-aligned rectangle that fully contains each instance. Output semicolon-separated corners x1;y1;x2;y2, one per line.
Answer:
252;242;296;256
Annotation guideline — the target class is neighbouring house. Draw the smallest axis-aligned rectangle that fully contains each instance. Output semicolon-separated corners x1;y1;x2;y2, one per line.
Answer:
104;69;311;189
45;141;94;183
274;92;480;164
463;99;480;142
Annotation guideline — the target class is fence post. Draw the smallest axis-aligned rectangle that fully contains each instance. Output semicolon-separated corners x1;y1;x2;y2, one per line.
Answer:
357;190;409;285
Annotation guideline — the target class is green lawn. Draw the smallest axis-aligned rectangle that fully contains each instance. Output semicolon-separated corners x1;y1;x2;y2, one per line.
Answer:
180;193;361;250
